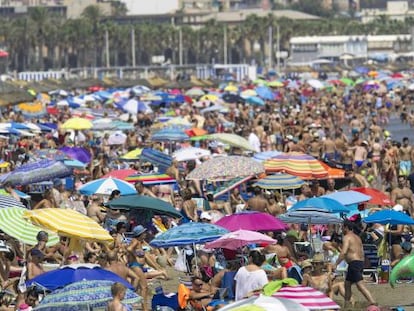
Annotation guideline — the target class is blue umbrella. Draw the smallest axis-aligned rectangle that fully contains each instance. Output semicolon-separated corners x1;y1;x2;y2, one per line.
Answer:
253;151;282;162
363;210;414;225
289;197;349;213
322;190;371;206
4;160;72;186
27;264;134;291
78;177;136;196
59;147;91;164
354;66;369;74
255;86;274;100
35;280;141;311
116;98;152;114
140;148;172;174
279;210;343;224
150;222;229;248
151;127;190;142
246;96;265;106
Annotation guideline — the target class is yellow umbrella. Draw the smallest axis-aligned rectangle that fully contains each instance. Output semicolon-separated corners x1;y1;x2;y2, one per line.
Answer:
200;94;219;102
61;117;93;130
23;208;113;242
224;85;238;92
268;81;284;87
120;148;142;160
240;89;257;97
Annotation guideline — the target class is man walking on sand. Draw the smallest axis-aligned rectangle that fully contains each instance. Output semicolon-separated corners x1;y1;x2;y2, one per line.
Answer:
334;220;376;308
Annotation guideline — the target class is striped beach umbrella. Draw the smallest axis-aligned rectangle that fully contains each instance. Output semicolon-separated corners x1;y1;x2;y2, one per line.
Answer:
264;152;328;179
125;173;176;185
0;194;26;209
140;148;172;174
272;286;340;310
254;174;304;190
78;177;136;196
23;208;113;242
0;207;59;246
151;127;190;142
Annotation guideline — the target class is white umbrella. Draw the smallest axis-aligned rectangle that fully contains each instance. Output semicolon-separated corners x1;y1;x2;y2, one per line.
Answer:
108;131;127;145
172;147;211;162
307;79;324;89
219;295;309;311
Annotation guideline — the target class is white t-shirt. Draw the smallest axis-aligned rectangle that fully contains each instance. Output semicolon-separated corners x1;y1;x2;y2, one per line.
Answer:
248;133;261;152
234;266;268;301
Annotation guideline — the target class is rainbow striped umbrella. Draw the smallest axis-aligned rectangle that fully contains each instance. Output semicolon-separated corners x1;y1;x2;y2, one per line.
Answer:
125;173;176;185
254;173;304;190
263;152;328;179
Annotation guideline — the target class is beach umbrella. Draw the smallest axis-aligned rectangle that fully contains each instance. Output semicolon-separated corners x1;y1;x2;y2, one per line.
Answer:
119;148;142;161
140;148;172;174
272;286;340;310
0;208;59;246
278;210;343;225
185;128;207;137
101;169;137;180
3;160;72;186
212;175;255;200
60;117;93;130
322;190;371;206
0;194;26;209
215;211;288;232
253;151;282;162
186;156;264;181
240;89;258;98
317;161;345;179
307;79;324;89
289;197;349;214
205;229;276;250
150;222;229;248
200;94;219;102
63;159;86;169
268;80;284;87
108;131;127;145
254;173;305;190
125;173;176;185
219;295;308;311
351;187;394;206
34;279;141;311
264;152;328;179
172;147;211;162
117;98;152;114
16;101;46;118
23;208;113;242
165;117;192;127
340;77;354;86
200;104;225;114
78;177;136;196
185;88;205;97
59;146;91;164
255;86;274;100
222;93;245;103
27;264;132;291
363;210;414;226
224;84;238;92
151;127;190;142
108;194;181;218
30;149;68;161
207;133;255;151
246;96;265;106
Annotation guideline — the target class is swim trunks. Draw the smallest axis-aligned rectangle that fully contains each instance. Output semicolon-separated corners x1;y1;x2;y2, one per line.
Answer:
346;260;364;283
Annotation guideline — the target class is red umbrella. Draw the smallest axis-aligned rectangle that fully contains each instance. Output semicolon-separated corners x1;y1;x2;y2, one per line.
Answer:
102;169;138;181
351;187;394;206
214;211;288;232
0;50;8;58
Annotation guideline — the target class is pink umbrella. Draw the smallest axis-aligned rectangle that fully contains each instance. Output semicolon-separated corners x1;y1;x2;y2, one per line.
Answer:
102;169;138;181
214;211;288;232
205;229;276;250
273;286;340;310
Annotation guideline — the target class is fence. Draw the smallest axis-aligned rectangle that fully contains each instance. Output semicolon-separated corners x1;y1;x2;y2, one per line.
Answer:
15;64;257;82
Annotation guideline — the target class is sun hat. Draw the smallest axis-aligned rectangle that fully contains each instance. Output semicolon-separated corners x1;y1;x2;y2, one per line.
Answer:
311;253;324;263
132;225;147;237
301;259;312;270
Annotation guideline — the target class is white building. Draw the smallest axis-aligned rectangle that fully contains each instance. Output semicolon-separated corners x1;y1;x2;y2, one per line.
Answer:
360;1;414;23
289;34;412;64
120;0;179;15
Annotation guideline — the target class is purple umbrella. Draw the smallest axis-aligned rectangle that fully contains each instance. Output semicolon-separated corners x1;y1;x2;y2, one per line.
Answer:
59;146;91;164
4;160;72;186
214;211;288;232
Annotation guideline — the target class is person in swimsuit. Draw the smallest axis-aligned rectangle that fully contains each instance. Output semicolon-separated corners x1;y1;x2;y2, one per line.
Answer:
106;282;131;311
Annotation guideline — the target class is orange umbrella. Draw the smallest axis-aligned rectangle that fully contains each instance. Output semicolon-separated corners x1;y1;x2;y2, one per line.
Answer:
318;161;345;179
185;128;207;137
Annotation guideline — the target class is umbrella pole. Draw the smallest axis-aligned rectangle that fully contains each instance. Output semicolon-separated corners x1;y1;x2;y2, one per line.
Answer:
193;243;198;273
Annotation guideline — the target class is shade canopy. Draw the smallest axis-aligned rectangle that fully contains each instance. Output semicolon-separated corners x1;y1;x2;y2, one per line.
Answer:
322;190;371;206
215;211;288;232
289;197;349;214
254;174;304;190
351;187;394;206
278;210;343;225
78;177;136;196
363;210;414;225
107;194;182;218
205;229;276;250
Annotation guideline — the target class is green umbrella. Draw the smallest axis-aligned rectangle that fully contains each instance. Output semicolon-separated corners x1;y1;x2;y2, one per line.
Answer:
190;135;209;141
107;195;182;218
207;133;256;151
0;208;59;246
340;78;354;86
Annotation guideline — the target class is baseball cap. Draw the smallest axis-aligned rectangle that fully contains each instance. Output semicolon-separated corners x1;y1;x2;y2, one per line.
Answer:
200;212;212;221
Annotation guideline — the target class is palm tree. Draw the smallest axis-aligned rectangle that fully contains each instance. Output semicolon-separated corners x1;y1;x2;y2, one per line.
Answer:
81;5;104;67
28;7;50;70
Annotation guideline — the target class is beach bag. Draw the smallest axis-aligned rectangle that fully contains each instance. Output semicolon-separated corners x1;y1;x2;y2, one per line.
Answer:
175;249;187;273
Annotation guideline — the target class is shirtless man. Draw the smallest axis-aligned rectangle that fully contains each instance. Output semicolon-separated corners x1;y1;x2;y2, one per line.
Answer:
322;134;336;161
263;236;290;279
106;251;148;311
87;196;105;224
310;180;325;197
334;220;376;307
308;133;322;159
246;187;269;213
166;159;180;181
27;249;45;280
391;175;414;215
135;182;157;198
398;137;412;176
